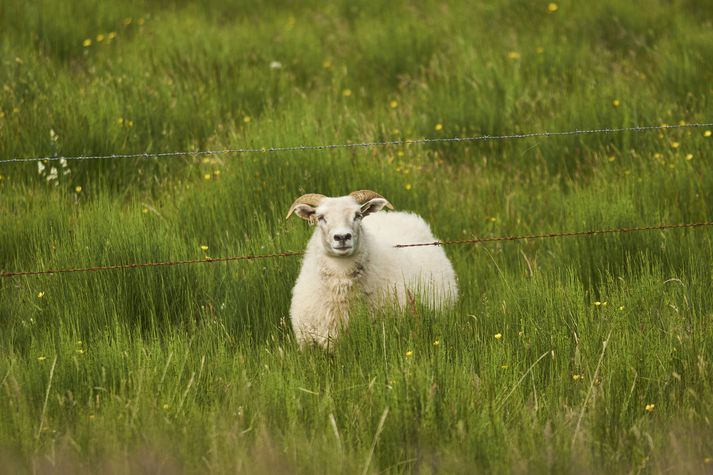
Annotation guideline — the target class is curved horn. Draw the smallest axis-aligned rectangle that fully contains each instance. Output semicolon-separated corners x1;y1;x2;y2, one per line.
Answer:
349;190;394;209
285;193;327;219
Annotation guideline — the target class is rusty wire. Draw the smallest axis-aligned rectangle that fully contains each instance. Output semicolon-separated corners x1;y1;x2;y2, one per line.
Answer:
2;221;711;279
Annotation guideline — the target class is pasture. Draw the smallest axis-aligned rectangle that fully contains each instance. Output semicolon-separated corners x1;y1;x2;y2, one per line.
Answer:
1;0;713;472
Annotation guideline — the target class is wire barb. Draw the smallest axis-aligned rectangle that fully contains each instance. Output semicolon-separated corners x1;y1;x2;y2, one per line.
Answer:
1;221;711;279
2;122;711;164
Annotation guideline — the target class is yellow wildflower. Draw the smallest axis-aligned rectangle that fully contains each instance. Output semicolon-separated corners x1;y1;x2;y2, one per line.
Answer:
608;156;616;162
243;116;251;123
612;99;621;108
203;174;211;181
547;3;558;13
200;245;209;251
572;374;582;381
342;88;352;97
213;170;221;176
404;183;412;191
671;142;680;149
96;34;105;42
37;291;45;298
434;123;443;131
618;305;625;311
82;38;92;47
645;403;655;413
37;356;47;361
507;51;521;60
162;404;169;410
108;32;117;41
433;339;440;346
685;154;693;161
405;350;413;357
494;333;502;340
389;100;398;109
75;185;82;193
704;130;711;137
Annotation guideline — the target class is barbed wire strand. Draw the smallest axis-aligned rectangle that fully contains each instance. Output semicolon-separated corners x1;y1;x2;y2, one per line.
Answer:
2;122;711;164
2;221;711;279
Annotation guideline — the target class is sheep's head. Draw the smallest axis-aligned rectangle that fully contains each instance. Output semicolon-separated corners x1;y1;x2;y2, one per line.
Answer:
286;190;394;257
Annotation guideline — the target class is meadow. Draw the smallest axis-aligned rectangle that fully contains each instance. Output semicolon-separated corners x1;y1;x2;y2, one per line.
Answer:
1;0;713;472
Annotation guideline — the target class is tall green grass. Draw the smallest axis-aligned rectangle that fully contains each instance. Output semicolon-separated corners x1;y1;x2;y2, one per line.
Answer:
1;0;713;472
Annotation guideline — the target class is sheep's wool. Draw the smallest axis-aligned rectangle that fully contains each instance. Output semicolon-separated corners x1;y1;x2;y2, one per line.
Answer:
290;198;458;348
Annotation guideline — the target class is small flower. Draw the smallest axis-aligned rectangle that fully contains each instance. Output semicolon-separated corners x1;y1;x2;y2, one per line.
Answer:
547;3;558;13
405;350;413;357
162;404;169;410
671;142;680;149
404;183;412;191
82;38;92;47
269;61;282;70
704;130;711;137
123;17;133;26
618;305;625;311
342;88;352;97
489;216;497;222
572;374;582;381
704;457;712;464
685;154;693;161
75;185;82;193
433;339;440;346
645;403;655;413
76;349;85;354
612;99;621;108
507;51;521;60
203;173;212;181
213;170;221;177
96;34;105;42
494;333;502;340
389;100;398;109
37;356;47;361
594;301;607;307
142;208;149;214
37;291;45;298
200;244;209;251
322;59;332;69
608;155;616;162
434;123;443;131
108;32;117;41
243;116;251;123
500;364;508;369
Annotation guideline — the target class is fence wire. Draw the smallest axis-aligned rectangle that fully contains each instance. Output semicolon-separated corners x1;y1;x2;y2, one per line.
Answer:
2;221;711;279
2;122;711;164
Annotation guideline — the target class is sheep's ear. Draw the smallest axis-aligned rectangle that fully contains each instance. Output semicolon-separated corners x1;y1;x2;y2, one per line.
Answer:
289;204;318;222
360;198;393;216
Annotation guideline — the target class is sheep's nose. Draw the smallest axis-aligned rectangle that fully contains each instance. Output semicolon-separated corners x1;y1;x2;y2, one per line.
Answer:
333;233;352;242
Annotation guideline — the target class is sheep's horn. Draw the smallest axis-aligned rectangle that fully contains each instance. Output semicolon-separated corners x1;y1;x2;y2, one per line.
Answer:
286;193;327;219
349;190;394;209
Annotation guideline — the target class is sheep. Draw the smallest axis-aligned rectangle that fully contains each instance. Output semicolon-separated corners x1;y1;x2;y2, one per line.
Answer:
286;190;458;348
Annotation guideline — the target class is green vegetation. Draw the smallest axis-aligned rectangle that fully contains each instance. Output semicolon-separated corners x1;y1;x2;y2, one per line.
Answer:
1;0;713;472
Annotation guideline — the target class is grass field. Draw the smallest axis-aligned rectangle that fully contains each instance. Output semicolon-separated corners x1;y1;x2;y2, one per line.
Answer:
2;0;713;473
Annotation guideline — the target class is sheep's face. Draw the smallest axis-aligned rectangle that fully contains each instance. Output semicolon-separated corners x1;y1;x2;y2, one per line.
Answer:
291;195;391;257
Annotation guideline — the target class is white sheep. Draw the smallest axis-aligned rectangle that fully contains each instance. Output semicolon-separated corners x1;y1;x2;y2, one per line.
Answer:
286;190;458;348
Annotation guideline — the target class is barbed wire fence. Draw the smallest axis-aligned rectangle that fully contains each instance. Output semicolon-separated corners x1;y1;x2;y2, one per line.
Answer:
1;121;711;279
2;222;712;279
1;122;711;164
